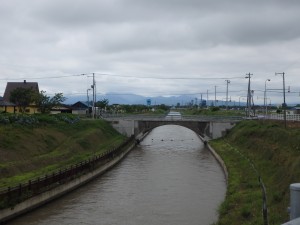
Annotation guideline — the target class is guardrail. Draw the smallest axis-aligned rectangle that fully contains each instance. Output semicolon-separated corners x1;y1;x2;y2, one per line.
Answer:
0;136;135;210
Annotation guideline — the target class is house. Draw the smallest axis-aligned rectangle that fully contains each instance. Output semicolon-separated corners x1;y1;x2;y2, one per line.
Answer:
71;101;90;116
0;96;16;113
292;107;300;114
2;80;39;114
50;105;72;114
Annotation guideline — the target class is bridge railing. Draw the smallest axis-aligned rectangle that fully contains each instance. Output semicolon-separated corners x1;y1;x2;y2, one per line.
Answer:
103;114;244;122
102;114;166;120
181;115;244;122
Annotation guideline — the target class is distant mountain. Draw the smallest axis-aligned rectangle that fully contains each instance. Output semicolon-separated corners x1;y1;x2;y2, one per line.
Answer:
65;92;246;107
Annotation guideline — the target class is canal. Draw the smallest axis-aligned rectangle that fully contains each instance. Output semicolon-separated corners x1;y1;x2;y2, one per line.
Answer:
9;125;226;225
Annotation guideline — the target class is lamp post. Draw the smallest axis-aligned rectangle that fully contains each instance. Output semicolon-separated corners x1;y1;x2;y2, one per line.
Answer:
87;89;91;106
264;79;271;116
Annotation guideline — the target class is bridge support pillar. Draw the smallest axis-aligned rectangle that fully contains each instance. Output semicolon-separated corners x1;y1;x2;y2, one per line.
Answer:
111;119;135;137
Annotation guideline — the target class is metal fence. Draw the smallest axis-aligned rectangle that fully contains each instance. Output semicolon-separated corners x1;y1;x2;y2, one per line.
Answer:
267;114;300;122
0;136;135;209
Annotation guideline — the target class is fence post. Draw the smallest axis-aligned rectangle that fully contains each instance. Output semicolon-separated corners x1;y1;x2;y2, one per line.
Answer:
28;180;31;190
7;186;11;204
18;183;22;200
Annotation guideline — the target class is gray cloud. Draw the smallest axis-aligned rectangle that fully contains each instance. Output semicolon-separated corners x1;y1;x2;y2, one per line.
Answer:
0;0;300;104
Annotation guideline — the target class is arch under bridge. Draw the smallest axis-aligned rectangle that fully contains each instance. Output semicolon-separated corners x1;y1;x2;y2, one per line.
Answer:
104;115;243;140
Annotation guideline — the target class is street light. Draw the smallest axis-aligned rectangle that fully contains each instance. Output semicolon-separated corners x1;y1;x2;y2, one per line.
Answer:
264;79;271;116
87;89;91;104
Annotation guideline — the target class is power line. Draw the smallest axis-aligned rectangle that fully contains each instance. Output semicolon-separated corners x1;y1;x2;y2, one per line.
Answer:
0;73;90;81
94;73;245;80
0;72;249;81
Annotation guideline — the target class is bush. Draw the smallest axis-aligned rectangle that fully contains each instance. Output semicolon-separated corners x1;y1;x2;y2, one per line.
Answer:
0;114;80;126
211;106;220;112
0;116;9;124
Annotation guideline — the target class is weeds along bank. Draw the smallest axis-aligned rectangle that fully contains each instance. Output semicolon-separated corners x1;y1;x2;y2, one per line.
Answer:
0;114;126;189
211;120;300;225
0;114;135;223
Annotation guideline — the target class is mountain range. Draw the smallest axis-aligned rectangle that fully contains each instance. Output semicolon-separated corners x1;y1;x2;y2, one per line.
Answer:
65;93;246;107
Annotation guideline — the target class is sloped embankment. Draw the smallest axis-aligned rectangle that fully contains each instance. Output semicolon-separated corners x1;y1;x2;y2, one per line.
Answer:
0;118;125;189
211;120;300;225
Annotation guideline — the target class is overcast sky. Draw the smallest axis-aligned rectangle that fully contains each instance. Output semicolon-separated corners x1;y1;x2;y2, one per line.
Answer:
1;0;300;105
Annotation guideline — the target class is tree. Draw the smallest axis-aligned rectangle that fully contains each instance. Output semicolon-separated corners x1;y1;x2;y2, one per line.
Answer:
34;90;50;113
50;93;66;106
10;87;36;113
96;98;109;109
35;91;66;113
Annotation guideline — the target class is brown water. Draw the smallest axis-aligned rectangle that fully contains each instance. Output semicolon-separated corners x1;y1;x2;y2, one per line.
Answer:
9;125;226;225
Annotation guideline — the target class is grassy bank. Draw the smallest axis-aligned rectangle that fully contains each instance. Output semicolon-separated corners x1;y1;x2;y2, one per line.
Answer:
211;120;300;225
0;115;125;189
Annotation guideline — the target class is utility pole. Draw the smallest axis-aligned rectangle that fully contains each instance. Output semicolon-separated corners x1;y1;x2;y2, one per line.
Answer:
225;80;230;110
207;90;209;107
264;79;270;116
91;73;96;119
87;88;91;116
200;93;203;108
275;72;287;128
214;86;217;107
245;73;253;117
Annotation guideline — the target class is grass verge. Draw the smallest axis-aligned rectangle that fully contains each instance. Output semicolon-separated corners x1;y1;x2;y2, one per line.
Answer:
0;116;125;189
211;120;300;225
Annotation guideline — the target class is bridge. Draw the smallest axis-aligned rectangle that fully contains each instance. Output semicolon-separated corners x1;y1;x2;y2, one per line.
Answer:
104;114;243;140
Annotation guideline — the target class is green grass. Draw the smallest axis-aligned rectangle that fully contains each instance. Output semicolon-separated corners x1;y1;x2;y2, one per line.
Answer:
211;141;264;225
0;118;125;189
211;120;300;225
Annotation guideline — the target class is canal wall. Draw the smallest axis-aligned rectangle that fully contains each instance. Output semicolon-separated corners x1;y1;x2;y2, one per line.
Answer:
198;135;228;183
0;138;136;224
206;143;228;183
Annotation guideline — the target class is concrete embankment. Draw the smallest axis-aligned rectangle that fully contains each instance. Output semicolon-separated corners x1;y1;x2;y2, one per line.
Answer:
0;139;137;224
206;143;228;183
198;135;228;183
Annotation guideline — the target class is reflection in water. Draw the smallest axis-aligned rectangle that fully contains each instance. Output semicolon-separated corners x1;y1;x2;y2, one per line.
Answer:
9;125;226;225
